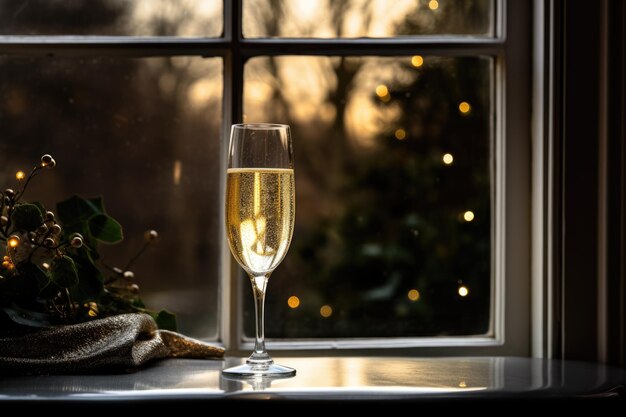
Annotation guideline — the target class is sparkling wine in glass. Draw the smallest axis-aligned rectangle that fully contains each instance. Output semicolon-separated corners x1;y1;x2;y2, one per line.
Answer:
222;123;296;377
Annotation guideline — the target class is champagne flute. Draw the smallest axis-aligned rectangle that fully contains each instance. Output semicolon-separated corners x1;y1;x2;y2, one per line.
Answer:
222;124;296;377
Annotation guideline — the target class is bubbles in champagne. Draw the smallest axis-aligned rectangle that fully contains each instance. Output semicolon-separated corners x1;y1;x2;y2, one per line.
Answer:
226;168;295;275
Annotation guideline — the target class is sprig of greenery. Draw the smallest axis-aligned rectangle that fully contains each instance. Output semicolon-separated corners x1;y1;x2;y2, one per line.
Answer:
0;155;176;331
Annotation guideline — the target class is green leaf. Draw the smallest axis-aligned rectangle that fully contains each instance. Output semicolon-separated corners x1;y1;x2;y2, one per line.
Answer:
30;201;47;216
153;310;177;331
88;196;105;212
132;298;146;309
50;255;79;288
88;214;123;244
10;203;44;231
56;195;102;225
70;248;104;300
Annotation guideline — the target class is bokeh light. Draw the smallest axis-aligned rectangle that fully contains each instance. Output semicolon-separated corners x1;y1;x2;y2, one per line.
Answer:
320;305;333;318
375;84;389;98
394;128;407;140
411;55;424;67
287;295;300;308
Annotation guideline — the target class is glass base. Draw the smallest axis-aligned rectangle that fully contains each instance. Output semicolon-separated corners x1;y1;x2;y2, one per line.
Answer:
222;363;296;378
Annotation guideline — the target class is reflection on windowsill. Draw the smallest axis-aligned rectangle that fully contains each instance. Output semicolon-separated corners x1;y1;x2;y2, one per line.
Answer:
222;357;491;393
0;357;624;401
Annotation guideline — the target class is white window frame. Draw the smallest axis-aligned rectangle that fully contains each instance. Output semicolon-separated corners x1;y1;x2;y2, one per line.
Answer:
0;0;532;356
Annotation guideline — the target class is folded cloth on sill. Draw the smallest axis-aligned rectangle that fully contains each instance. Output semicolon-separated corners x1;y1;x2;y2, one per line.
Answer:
0;313;224;375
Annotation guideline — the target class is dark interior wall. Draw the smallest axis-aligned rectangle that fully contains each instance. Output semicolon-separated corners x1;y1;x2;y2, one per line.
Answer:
555;0;626;365
604;0;626;367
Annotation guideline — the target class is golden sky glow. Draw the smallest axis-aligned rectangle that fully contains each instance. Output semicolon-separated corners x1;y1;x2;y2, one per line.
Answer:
241;2;463;149
132;0;222;37
245;0;424;38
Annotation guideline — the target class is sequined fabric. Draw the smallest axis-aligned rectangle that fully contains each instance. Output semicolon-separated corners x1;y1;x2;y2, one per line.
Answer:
0;313;224;374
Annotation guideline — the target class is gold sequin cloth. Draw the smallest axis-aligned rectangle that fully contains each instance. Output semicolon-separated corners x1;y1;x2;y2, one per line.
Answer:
0;313;224;374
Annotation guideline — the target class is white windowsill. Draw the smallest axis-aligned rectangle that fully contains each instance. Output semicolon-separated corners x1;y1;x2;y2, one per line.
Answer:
0;357;623;403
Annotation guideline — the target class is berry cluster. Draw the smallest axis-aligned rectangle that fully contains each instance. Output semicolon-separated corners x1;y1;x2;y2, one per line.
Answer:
1;155;62;277
0;155;174;329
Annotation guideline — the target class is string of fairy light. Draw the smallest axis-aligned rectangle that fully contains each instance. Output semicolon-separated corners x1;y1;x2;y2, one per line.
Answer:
287;52;474;317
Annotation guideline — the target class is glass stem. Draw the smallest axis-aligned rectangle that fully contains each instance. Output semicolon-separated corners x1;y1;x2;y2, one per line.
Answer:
247;274;273;366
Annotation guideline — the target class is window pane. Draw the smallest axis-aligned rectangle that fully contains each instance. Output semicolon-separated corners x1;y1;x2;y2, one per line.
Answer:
0;56;222;338
244;0;493;38
0;0;223;37
243;55;492;338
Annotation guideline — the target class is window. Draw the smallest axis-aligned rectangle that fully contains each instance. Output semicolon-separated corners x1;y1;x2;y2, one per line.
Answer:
0;0;530;353
0;1;224;338
242;55;493;338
